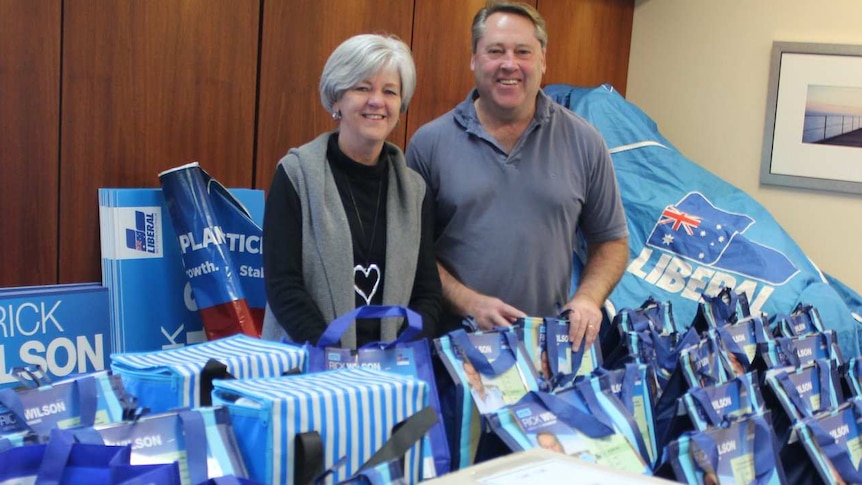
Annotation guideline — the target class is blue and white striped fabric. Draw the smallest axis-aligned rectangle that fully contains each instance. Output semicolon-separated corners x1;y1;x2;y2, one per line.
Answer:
111;334;306;413
211;368;429;485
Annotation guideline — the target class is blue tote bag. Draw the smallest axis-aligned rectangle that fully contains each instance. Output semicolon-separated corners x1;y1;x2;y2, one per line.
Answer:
0;429;181;485
682;372;766;431
435;328;539;470
794;398;862;485
515;316;601;391
301;305;450;478
692;286;752;333
75;406;249;485
0;369;133;442
581;363;660;467
667;413;785;485
772;303;826;338
488;390;651;475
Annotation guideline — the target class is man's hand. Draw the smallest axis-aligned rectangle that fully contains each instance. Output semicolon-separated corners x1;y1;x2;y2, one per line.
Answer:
564;237;628;351
562;295;602;351
466;294;525;331
437;262;525;331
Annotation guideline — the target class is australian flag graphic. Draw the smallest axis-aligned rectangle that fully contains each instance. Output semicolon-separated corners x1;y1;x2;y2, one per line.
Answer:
125;210;153;253
646;192;798;285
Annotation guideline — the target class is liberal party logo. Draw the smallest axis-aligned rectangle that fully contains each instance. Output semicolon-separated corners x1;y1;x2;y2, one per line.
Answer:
125;210;159;254
646;192;798;286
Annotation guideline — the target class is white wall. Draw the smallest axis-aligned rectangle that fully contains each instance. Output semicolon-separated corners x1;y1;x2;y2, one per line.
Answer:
626;0;862;293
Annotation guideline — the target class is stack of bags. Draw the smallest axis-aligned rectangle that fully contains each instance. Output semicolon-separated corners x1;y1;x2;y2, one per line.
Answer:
431;285;862;485
0;309;444;485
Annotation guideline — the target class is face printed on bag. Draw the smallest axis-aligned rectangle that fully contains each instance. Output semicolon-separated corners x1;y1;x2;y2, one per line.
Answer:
540;349;550;379
537;431;564;454
462;359;484;392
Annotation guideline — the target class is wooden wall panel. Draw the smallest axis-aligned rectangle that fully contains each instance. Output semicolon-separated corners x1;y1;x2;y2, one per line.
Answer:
254;0;414;191
539;0;633;94
406;0;632;143
1;0;633;288
0;0;61;287
60;0;260;283
406;0;509;143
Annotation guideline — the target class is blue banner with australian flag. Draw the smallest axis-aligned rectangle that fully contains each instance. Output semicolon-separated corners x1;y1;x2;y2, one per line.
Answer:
545;84;862;359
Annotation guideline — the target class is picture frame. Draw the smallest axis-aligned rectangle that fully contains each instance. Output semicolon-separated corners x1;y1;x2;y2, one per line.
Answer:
760;42;862;195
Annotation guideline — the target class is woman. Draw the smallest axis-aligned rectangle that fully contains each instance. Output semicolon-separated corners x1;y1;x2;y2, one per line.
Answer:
261;34;441;348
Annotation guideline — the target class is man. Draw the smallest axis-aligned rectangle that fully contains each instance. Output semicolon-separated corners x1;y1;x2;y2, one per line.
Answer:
406;1;629;351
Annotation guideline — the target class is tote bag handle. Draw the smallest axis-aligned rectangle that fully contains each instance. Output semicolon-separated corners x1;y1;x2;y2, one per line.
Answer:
318;306;422;348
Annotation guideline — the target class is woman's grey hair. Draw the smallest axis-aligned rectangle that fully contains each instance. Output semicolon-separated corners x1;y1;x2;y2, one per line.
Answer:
471;1;548;53
319;34;417;114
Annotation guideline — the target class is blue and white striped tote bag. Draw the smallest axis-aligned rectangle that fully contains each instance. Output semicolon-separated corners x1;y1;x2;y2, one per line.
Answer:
211;367;429;485
111;334;306;413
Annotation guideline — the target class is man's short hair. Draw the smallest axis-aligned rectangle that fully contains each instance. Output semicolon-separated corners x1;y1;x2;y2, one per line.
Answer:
470;1;548;53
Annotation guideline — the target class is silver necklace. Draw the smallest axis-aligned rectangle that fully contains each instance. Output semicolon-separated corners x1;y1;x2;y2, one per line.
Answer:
345;176;384;266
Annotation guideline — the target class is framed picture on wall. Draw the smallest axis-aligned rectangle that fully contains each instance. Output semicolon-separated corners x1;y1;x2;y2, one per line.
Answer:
760;41;862;195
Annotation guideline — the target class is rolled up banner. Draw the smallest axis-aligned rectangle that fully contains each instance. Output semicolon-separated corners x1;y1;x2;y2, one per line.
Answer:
158;162;262;339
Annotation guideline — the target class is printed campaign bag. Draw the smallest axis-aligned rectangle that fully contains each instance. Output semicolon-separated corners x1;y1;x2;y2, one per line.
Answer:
211;368;430;485
771;303;826;338
582;364;660;466
435;328;540;469
0;369;133;442
712;316;773;377
616;297;680;335
111;334;305;413
0;429;181;485
603;297;678;370
760;359;844;455
546;84;862;363
626;325;700;390
515;316;601;391
301;305;449;478
758;331;843;370
691;287;752;333
793;398;862;485
656;333;741;456
488;390;651;475
79;406;248;485
667;413;785;485
765;359;844;422
681;372;766;431
679;333;734;389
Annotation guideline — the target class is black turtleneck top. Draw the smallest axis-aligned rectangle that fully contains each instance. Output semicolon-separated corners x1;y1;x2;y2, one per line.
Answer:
263;133;442;347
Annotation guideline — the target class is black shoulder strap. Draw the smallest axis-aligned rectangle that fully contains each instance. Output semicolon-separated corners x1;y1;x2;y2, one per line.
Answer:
199;358;234;406
295;431;325;485
359;406;438;472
